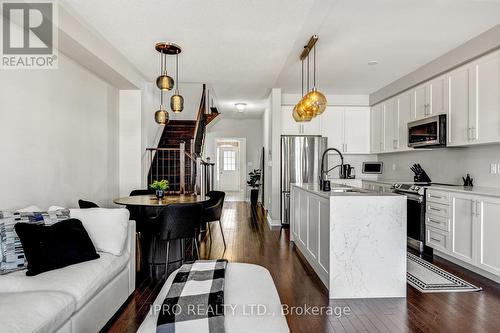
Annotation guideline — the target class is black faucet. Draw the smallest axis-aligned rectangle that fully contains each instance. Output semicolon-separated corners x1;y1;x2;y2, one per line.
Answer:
320;147;344;190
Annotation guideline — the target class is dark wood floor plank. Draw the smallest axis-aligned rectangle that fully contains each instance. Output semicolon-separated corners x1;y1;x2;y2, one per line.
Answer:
105;202;500;333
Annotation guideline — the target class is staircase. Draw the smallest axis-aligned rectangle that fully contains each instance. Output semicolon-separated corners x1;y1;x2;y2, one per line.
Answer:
146;84;219;194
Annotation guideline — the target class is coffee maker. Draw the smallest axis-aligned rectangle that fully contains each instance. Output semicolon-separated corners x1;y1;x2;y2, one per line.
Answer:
341;164;354;179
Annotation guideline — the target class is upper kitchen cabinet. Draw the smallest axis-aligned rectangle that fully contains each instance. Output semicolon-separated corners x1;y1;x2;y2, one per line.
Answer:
281;105;321;135
383;98;398;152
447;64;476;146
343;107;370;153
475;49;500;144
397;91;412;151
321;106;370;154
411;75;447;120
371;104;384;153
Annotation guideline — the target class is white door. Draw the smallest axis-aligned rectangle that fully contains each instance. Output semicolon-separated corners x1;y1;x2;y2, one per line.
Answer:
218;147;240;191
477;197;500;276
397;92;412;151
450;193;475;264
476;50;500;144
383;98;397;152
371;104;384;153
429;75;447;116
344;107;370;154
448;64;475;146
321;106;344;151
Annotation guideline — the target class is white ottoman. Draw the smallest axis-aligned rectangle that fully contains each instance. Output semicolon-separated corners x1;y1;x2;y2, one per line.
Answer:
137;263;290;333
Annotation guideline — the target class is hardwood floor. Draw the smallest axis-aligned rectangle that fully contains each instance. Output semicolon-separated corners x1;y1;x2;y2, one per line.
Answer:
105;201;500;333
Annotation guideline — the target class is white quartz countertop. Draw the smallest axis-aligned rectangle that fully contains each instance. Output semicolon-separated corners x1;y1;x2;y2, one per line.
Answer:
426;185;500;198
291;183;400;198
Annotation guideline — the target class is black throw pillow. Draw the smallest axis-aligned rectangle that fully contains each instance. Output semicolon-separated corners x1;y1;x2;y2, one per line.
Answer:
78;199;99;209
14;218;100;276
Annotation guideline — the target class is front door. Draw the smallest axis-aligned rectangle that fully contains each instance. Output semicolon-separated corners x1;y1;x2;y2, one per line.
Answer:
218;146;240;191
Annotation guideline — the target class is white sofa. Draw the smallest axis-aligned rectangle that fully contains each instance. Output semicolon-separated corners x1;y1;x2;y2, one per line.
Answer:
0;209;136;333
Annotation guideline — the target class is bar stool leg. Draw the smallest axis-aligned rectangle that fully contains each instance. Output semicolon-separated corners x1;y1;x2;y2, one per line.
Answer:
165;241;170;277
150;236;157;278
193;237;200;260
218;219;227;250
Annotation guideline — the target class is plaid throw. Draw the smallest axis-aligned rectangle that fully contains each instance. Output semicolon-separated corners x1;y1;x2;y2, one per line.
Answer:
156;259;228;333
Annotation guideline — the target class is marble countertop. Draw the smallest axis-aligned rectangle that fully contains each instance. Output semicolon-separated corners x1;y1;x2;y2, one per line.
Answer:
426;185;500;198
291;183;400;199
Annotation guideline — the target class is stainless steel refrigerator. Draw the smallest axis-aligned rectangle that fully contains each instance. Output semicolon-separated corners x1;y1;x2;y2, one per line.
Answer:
281;135;327;225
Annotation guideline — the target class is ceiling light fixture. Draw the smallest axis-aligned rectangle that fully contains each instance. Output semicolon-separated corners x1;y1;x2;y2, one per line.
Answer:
154;42;182;124
294;35;327;121
235;103;247;113
368;60;379;66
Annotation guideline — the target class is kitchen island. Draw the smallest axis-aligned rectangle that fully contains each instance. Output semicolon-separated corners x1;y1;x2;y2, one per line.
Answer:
290;183;407;299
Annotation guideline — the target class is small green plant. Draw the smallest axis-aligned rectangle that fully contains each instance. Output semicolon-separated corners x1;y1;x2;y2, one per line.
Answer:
150;179;169;191
247;169;261;189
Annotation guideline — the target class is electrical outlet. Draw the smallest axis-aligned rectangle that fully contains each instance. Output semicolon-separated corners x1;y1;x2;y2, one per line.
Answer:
490;163;497;174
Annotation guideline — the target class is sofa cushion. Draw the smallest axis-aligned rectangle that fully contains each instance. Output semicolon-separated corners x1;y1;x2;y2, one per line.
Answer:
0;251;129;309
0;291;75;333
0;210;71;274
15;219;100;276
70;208;129;255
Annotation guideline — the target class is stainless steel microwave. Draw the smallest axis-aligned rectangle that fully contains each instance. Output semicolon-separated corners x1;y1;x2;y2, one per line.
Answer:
408;114;447;148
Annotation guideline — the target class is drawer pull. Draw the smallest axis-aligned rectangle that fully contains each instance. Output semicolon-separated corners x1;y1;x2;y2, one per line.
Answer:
428;218;442;224
430;195;443;199
430;237;441;242
430;207;441;212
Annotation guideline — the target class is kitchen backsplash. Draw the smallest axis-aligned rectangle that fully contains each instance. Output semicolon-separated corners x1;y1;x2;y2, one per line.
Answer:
378;144;500;188
326;154;379;180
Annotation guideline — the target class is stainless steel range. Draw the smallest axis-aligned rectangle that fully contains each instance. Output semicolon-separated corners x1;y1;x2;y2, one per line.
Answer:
391;183;428;253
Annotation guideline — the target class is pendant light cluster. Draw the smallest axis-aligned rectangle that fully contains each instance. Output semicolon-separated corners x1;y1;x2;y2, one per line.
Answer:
293;35;327;122
154;42;184;125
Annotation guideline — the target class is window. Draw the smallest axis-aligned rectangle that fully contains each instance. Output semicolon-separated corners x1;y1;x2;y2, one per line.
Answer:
223;150;236;171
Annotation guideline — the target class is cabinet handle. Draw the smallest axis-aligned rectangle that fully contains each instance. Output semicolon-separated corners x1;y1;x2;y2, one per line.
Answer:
429;194;443;199
428;218;441;225
430;237;441;243
429;207;441;212
471;201;476;216
344;143;347;152
476;201;481;217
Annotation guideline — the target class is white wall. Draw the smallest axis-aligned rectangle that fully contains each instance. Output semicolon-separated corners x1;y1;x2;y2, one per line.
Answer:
0;54;119;210
378;145;500;187
204;117;263;199
262;94;272;211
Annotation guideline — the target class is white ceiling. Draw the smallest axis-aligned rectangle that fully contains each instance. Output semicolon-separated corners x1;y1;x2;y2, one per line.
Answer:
62;0;500;116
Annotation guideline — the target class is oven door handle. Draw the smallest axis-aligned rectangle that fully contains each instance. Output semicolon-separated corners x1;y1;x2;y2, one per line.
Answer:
403;193;424;203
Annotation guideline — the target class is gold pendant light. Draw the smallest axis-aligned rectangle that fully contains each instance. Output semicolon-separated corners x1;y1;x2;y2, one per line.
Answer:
294;35;327;121
170;53;184;113
154;88;169;125
155;43;178;91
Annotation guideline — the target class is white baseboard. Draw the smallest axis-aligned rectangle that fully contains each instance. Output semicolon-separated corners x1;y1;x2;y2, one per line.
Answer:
266;212;281;227
434;250;500;284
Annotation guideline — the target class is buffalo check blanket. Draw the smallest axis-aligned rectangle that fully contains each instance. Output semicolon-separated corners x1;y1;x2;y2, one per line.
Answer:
156;259;228;333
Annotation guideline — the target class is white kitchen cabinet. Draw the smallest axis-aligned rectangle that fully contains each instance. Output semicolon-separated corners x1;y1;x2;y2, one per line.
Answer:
397;92;412;151
383;98;398;152
371;104;384;153
429;75;448;116
321;106;370;154
475;49;500;144
412;84;429;120
320;106;344;150
343;107;370;153
410;76;447;120
447;64;476;146
477;197;500;276
450;193;475;264
426;188;500;281
281;105;320;135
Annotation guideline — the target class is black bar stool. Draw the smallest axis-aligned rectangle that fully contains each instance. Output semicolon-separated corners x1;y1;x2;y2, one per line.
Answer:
150;203;203;276
203;191;226;250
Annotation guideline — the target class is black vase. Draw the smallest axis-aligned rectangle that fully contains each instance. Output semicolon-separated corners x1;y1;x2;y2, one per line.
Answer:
250;189;259;206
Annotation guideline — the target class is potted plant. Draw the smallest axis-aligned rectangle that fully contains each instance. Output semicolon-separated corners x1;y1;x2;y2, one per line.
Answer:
150;179;169;199
247;169;261;206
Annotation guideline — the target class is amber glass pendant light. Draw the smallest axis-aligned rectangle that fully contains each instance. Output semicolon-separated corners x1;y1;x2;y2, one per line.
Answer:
170;53;184;113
